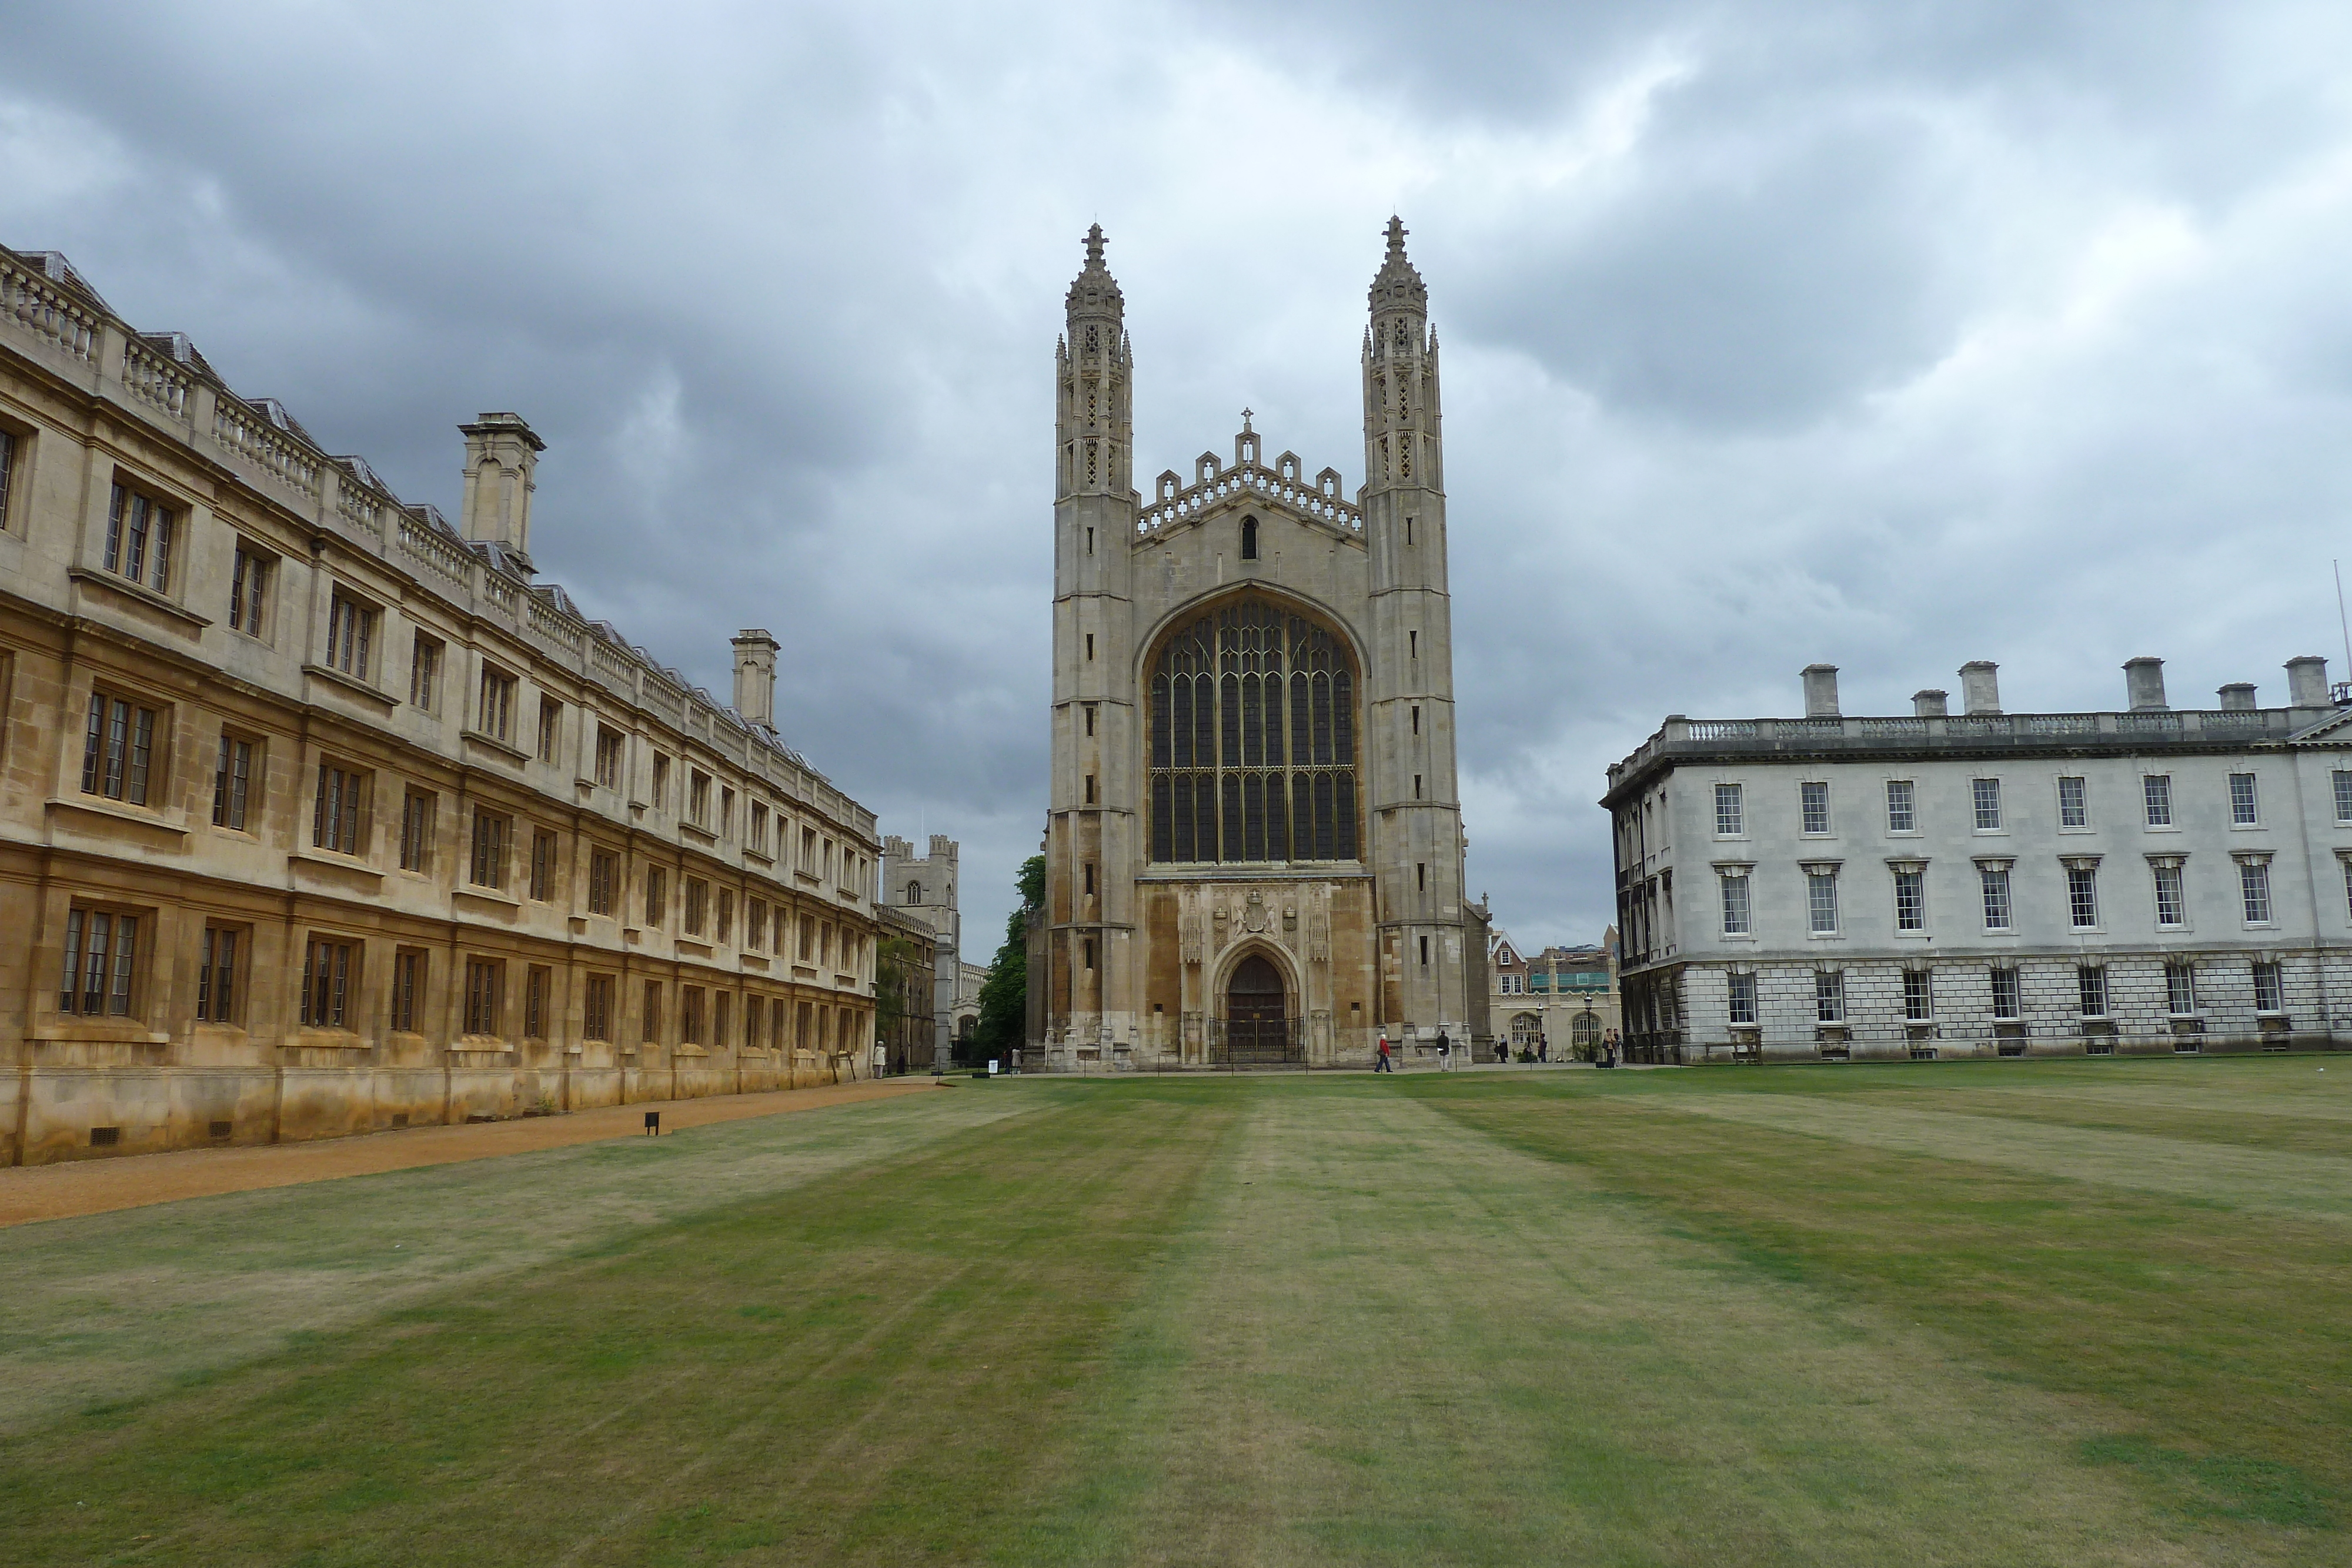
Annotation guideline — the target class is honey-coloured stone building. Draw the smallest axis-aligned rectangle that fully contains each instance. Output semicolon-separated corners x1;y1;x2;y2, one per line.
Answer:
0;245;883;1165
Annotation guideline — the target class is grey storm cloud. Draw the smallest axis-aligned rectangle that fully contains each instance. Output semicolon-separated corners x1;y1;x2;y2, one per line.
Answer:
6;0;2352;953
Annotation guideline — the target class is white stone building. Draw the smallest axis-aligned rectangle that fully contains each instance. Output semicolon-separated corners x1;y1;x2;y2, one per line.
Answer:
1034;220;1477;1069
1606;657;2352;1063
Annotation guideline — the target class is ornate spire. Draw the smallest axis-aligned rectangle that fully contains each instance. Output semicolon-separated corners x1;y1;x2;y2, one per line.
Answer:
1066;223;1124;321
1369;214;1426;315
1059;223;1131;498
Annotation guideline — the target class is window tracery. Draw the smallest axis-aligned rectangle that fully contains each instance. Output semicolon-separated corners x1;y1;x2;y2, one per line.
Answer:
1148;597;1357;864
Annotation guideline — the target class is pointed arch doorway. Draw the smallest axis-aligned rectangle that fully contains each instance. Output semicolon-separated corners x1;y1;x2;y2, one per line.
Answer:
1219;952;1297;1065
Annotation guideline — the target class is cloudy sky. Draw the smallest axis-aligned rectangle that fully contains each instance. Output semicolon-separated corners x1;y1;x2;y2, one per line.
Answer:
8;1;2352;954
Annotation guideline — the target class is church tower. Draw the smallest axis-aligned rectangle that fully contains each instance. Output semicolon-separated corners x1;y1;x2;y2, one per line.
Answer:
1044;225;1139;1057
1360;218;1468;1033
1034;219;1475;1071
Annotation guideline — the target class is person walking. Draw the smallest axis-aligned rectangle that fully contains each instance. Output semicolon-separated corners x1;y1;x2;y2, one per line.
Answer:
1374;1033;1394;1073
1437;1031;1452;1072
1537;1032;1549;1064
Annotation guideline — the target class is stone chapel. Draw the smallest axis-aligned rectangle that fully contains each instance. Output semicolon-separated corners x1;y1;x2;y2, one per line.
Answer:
1035;219;1476;1069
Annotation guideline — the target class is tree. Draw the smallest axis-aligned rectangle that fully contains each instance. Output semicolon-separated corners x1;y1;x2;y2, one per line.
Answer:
874;935;916;1044
970;854;1043;1062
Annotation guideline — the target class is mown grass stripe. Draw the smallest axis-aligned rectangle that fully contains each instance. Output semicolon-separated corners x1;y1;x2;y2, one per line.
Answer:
1013;1082;2219;1567
1417;1075;2352;1548
0;1085;1235;1567
0;1088;1035;1438
1655;1090;2352;1218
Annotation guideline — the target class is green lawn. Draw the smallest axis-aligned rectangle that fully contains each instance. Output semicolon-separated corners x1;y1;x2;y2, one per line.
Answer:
3;1058;2347;1565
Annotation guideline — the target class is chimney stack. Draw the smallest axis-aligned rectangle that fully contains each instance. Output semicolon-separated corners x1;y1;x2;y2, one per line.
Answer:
458;412;545;572
2217;683;2257;711
2286;655;2331;707
1959;661;2001;716
1801;664;1840;717
2124;656;2168;711
1913;689;1949;718
731;628;780;728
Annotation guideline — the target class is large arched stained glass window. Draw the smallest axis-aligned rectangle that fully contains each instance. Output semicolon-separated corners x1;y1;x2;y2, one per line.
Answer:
1149;597;1358;864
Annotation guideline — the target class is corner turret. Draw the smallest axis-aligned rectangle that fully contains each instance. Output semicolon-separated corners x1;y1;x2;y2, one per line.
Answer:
1057;225;1133;500
1362;217;1440;492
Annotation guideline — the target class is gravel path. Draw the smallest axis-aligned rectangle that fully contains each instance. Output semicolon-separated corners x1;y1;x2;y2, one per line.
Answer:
0;1079;942;1226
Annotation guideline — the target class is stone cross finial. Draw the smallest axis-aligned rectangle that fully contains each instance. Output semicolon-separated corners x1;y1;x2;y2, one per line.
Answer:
1084;223;1105;267
1241;407;1254;432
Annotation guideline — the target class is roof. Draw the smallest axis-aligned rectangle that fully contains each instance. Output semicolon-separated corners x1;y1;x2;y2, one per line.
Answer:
1603;704;2352;808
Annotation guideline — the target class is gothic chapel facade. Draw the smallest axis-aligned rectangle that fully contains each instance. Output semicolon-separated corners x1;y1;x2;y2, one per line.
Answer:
1037;220;1474;1069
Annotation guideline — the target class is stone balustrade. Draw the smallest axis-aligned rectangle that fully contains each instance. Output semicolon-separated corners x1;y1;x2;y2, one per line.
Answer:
396;513;475;587
213;396;324;499
122;336;194;419
0;251;100;364
333;472;385;538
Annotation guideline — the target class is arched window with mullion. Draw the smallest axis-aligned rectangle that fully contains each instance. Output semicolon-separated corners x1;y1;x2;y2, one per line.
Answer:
1148;596;1357;864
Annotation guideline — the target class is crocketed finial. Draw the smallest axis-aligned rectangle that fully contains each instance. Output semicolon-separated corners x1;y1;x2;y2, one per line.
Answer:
1368;215;1427;314
1084;223;1106;267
